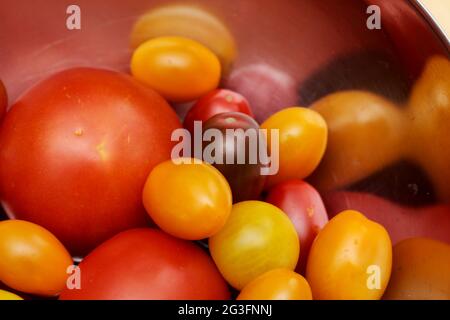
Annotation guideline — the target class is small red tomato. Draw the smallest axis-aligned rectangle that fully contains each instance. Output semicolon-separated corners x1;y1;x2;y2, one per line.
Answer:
0;80;7;119
183;89;253;133
266;180;328;274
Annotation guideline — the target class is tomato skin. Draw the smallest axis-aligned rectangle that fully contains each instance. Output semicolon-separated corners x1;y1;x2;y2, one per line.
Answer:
306;210;392;300
383;238;450;300
209;201;299;290
0;289;22;300
131;36;221;102
202;112;266;202
0;80;6;119
0;220;73;297
184;89;253;133
142;159;232;240
59;228;230;300
0;68;181;255
237;268;312;300
266;180;328;274
261;107;327;189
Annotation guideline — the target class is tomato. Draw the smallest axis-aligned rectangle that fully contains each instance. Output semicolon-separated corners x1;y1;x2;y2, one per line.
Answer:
202;112;266;202
0;289;22;300
261;107;327;189
306;210;392;300
184;89;253;133
59;228;230;300
0;80;6;119
266;180;328;274
209;201;299;290
142;159;232;240
0;68;181;255
131;36;221;102
0;220;72;297
383;238;450;300
237;268;312;300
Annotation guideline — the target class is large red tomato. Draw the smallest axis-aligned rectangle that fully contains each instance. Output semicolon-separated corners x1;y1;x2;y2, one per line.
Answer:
0;68;181;255
59;228;230;300
0;80;6;119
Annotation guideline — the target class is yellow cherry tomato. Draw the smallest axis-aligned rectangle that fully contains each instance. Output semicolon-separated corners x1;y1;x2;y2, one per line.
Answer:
131;36;221;102
0;289;23;300
383;237;450;300
0;220;73;297
142;158;232;240
209;201;299;290
261;107;327;189
306;210;392;300
237;268;312;300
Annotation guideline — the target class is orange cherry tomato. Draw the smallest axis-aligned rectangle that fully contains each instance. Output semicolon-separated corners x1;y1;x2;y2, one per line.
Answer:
143;158;232;240
383;237;450;300
261;107;327;189
131;36;221;102
0;289;22;300
209;201;299;290
0;220;73;296
306;210;392;300
237;268;312;300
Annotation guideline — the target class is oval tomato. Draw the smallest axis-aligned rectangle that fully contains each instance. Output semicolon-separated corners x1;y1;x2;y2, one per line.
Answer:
142;159;232;240
266;180;328;273
131;36;221;102
261;107;327;189
184;89;253;133
0;68;181;255
59;228;230;300
209;201;299;290
383;237;450;300
0;220;73;296
237;268;312;300
202;112;266;202
0;80;6;119
306;210;392;300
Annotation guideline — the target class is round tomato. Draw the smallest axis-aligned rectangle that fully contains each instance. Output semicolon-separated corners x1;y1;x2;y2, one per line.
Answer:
383;237;450;300
0;220;72;296
209;201;299;290
306;210;392;300
59;228;230;300
131;36;221;102
0;80;6;119
266;179;328;273
0;68;181;255
0;289;22;300
261;107;327;189
202;112;266;202
142;159;232;240
183;89;253;133
237;268;312;300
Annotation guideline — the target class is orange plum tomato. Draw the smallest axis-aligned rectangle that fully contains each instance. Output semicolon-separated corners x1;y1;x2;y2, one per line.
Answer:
306;210;392;300
261;107;327;189
142;159;232;240
59;228;230;300
209;201;299;290
237;268;312;300
266;179;328;274
131;36;221;102
0;220;73;297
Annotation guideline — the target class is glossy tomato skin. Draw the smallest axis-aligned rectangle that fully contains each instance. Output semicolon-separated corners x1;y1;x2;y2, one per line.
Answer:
0;80;6;119
183;89;253;133
202;112;266;202
383;238;450;300
237;268;312;300
142;159;232;240
59;228;230;300
209;201;299;290
306;210;392;300
266;180;328;274
0;220;73;297
0;68;181;255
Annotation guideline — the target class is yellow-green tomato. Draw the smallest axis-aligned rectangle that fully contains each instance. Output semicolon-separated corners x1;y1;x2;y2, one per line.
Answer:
0;289;22;300
131;36;221;102
306;210;392;300
209;201;299;290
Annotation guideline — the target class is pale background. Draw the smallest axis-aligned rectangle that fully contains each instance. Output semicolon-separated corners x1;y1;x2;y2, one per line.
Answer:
420;0;450;39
